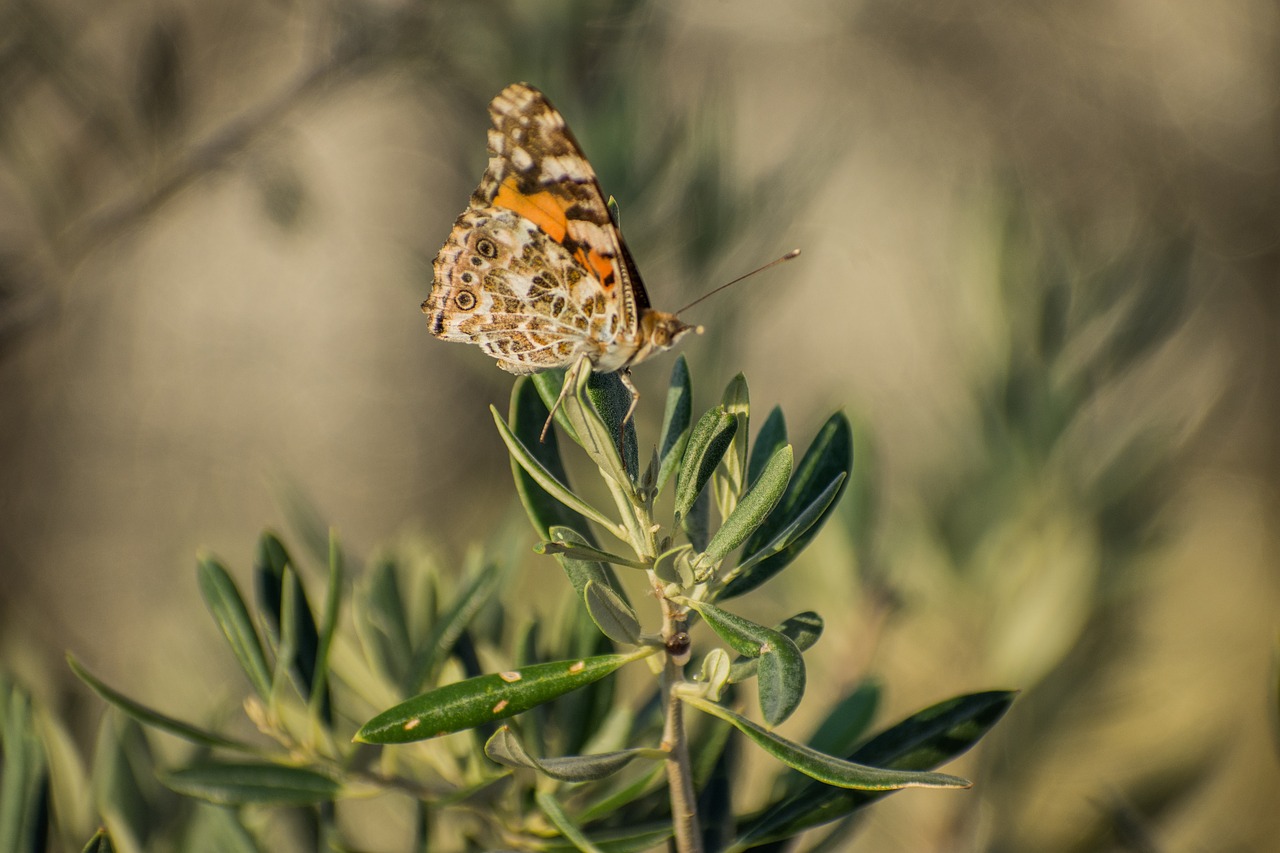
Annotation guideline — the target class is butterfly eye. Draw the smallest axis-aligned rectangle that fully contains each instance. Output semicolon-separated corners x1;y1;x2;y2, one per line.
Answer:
455;291;477;310
475;238;498;259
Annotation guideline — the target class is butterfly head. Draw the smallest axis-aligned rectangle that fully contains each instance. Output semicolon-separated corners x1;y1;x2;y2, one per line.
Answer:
633;310;701;365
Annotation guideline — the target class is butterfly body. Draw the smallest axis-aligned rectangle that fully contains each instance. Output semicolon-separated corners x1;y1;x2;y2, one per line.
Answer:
423;83;697;400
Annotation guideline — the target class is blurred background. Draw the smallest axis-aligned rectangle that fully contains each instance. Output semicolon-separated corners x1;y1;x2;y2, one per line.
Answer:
2;0;1278;849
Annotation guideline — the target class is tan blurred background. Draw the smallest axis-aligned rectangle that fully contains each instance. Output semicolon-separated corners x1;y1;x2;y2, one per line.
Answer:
2;0;1278;850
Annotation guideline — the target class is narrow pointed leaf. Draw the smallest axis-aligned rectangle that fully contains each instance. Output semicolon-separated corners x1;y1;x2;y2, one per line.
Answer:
734;691;1014;846
679;599;786;659
536;541;647;570
697;444;792;572
197;557;271;699
254;533;322;701
543;825;674;853
493;405;623;538
80;829;112;853
808;679;881;756
583;580;641;645
682;696;970;791
355;650;651;744
0;683;44;853
484;726;661;782
748;406;787;486
773;678;882;800
722;413;852;599
540;357;635;491
67;656;254;751
578;762;667;823
682;487;711;552
358;559;412;682
728;612;824;683
537;791;605;853
656;356;693;496
584;370;640;484
730;474;845;581
675;407;737;522
511;378;590;538
714;373;750;519
546;526;630;604
406;561;503;693
309;530;342;721
161;762;340;806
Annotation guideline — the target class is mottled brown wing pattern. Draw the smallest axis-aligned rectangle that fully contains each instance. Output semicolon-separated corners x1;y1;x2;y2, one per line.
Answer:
479;86;643;328
424;82;696;391
425;206;622;373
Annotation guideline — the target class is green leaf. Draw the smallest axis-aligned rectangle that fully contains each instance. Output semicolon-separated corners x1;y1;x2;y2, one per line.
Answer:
756;635;806;727
537;790;605;853
729;474;845;582
682;696;969;791
309;530;342;721
583;580;641;645
584;370;640;484
681;487;711;553
678;599;807;725
545;526;630;604
356;558;411;685
728;611;824;683
90;714;154;849
536;541;648;570
160;762;340;806
696;444;792;575
539;357;636;492
773;678;882;800
484;726;661;782
679;599;785;659
655;356;693;496
733;691;1013;847
492;404;624;539
541;824;673;853
722;413;852;599
355;650;651;744
697;648;732;701
577;763;667;823
807;678;880;757
67;656;254;751
197;557;272;699
253;533;323;703
510;378;591;539
747;406;787;487
713;373;750;519
79;828;113;853
0;682;44;853
674;406;738;523
406;561;504;693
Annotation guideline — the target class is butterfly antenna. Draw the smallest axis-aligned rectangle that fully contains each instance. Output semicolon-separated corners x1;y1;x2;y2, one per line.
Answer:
675;249;801;316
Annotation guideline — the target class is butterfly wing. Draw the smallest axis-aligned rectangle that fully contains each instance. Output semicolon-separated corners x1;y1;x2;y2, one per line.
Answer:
426;83;651;375
478;84;649;336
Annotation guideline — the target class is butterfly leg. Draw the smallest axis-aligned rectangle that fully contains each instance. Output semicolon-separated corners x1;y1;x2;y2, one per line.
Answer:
618;368;641;451
540;371;577;442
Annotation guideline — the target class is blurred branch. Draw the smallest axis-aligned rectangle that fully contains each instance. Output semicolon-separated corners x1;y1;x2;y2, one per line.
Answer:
59;29;369;265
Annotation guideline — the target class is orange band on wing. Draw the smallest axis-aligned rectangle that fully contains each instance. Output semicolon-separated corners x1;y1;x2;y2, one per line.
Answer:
493;177;568;243
575;247;616;289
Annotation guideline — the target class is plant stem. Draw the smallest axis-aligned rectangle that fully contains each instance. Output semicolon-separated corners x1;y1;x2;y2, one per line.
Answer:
606;455;702;853
662;652;703;853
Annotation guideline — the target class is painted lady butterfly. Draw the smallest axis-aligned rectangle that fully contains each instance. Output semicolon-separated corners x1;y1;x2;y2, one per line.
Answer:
422;82;698;433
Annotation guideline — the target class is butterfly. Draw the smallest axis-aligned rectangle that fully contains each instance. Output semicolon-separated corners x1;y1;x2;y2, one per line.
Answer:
421;82;699;438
